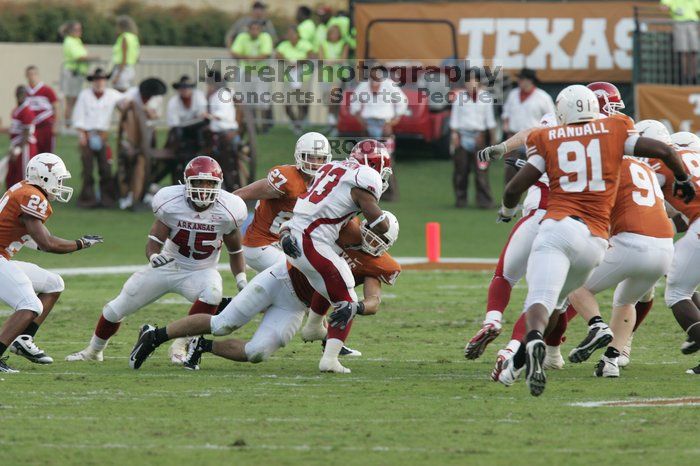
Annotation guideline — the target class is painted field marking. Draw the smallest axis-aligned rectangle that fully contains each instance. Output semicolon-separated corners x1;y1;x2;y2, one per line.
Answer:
571;397;700;408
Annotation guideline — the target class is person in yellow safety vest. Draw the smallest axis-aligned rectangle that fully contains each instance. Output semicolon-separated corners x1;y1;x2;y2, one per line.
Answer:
660;0;700;83
313;5;334;54
111;15;141;92
318;25;350;127
328;13;356;51
59;20;99;125
276;26;314;134
296;6;316;54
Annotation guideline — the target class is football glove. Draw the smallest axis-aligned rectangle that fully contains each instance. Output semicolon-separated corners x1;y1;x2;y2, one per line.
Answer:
280;229;301;259
477;143;507;163
505;158;527;171
328;301;365;330
149;253;174;268
673;176;696;204
78;235;103;249
497;204;518;223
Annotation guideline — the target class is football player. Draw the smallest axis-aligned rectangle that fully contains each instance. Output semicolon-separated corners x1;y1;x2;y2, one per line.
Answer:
236;132;332;272
65;156;248;364
0;153;102;373
563;122;674;377
649;126;700;374
126;213;400;372
496;85;693;396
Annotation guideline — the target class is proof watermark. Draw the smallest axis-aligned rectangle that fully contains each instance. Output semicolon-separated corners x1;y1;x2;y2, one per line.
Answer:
197;59;504;107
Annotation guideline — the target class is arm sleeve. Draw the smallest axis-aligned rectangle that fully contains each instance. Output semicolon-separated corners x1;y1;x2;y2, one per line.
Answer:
224;195;249;234
46;87;58;103
166;97;180;127
525;131;546;173
354;166;383;200
71;91;86;130
266;166;291;195
18;190;49;221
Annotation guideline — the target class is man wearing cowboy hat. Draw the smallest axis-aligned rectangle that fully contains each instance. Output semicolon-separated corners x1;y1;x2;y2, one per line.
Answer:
117;77;167;210
165;75;208;182
72;67;127;208
501;68;555;183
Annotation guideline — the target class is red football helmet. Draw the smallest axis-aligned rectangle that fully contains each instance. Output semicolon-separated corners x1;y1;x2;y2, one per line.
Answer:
184;156;223;208
587;82;625;116
350;139;393;193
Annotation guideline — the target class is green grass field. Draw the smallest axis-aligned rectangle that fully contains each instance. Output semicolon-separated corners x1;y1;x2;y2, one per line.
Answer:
1;129;699;465
2;271;700;465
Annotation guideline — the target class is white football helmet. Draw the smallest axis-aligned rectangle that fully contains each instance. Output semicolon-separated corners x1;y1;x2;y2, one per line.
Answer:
671;131;700;152
25;153;73;203
294;132;332;175
360;211;399;256
635;120;672;145
555;85;600;125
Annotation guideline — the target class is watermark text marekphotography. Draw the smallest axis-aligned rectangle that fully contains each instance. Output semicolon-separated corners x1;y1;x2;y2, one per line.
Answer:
197;59;504;106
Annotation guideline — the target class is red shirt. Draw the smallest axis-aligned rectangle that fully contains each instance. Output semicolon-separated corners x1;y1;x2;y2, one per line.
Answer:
10;102;36;147
25;83;57;126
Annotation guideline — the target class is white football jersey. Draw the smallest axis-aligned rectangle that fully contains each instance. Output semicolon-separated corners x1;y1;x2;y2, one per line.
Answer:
522;112;556;216
288;160;383;244
151;185;247;270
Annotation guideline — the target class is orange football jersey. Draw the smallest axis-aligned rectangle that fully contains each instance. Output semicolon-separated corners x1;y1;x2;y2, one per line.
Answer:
610;157;673;238
654;149;700;224
526;116;635;238
0;181;53;259
243;165;309;247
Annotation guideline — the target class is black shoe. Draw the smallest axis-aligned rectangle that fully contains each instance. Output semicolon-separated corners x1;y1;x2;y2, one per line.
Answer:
321;339;362;357
183;336;208;371
216;297;232;315
0;356;19;373
681;336;699;355
568;323;613;363
525;340;546;397
685;363;700;375
129;324;158;370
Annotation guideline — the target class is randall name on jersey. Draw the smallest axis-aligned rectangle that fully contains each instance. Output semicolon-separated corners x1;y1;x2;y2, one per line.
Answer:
547;121;610;140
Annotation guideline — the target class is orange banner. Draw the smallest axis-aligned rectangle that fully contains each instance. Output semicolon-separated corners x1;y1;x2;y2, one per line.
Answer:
636;84;700;133
355;1;649;82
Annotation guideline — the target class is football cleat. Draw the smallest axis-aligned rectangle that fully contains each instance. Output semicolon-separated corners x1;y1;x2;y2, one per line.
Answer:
618;334;633;368
183;336;208;371
129;324;158;370
594;356;620;378
0;356;19;373
681;335;699;355
10;335;53;364
568;322;614;363
685;363;700;375
491;348;513;382
321;339;361;357
168;337;189;365
301;320;327;342
498;355;524;387
465;322;502;360
543;345;565;370
65;348;104;362
525;339;547;396
319;357;351;374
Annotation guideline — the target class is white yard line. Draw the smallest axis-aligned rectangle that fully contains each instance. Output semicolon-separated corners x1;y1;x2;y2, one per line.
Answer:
47;257;498;277
570;397;700;408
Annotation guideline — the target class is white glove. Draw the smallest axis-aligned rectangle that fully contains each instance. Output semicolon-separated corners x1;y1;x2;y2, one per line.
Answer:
236;272;248;291
78;235;104;249
477;143;508;163
497;204;518;223
149;253;174;268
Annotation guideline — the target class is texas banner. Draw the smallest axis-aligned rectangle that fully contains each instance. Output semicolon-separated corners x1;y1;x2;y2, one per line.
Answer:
354;1;648;82
636;84;700;133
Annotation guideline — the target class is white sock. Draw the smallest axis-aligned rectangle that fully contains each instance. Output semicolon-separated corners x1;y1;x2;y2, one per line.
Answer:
484;310;502;325
546;345;561;354
506;339;521;354
89;334;108;352
322;338;343;360
305;311;324;328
